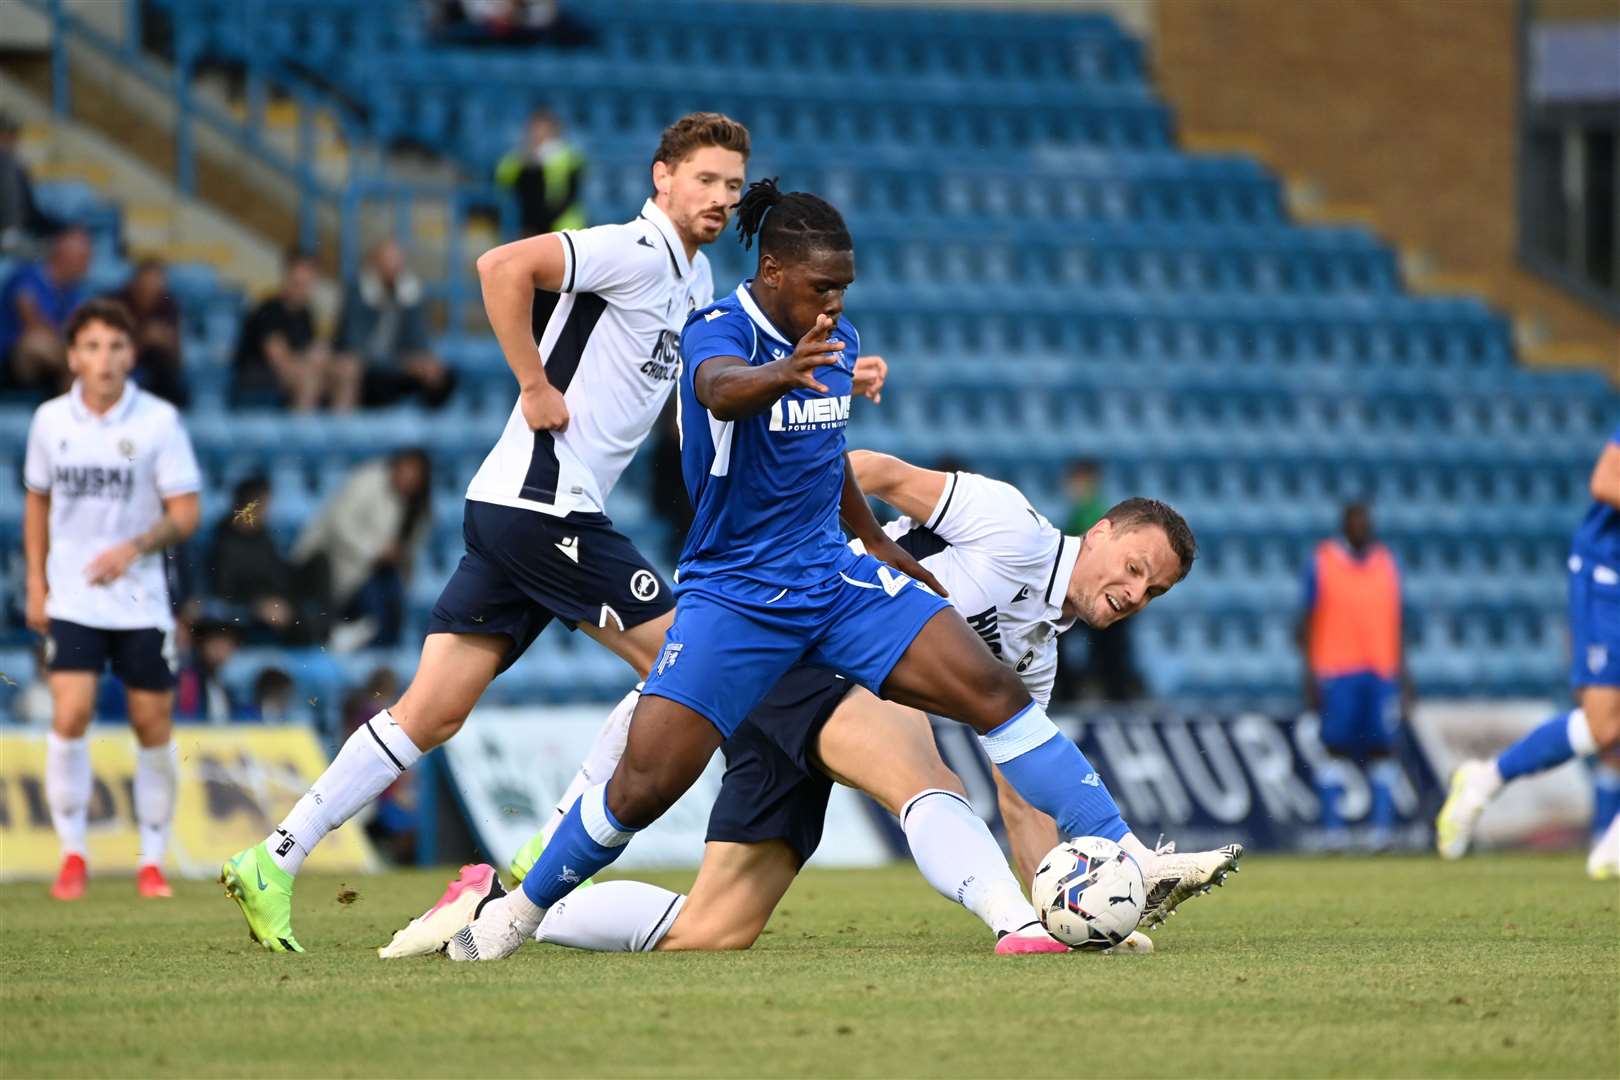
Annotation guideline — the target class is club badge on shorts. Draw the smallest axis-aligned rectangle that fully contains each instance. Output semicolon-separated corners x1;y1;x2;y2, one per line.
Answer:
630;570;660;602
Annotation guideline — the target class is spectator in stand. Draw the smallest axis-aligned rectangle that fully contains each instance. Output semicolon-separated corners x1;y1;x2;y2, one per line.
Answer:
253;668;297;724
113;258;188;409
233;250;359;412
0;225;91;395
207;475;331;646
0;110;62;258
335;240;454;409
1298;501;1413;850
436;0;595;48
291;449;433;648
175;616;246;724
1053;460;1142;704
495;108;587;238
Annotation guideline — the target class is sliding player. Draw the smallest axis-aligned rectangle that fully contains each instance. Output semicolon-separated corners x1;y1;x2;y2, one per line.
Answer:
450;181;1227;961
386;454;1238;959
1437;424;1620;879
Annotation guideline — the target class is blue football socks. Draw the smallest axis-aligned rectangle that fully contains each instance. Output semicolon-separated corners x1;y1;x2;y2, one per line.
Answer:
978;702;1128;842
521;783;635;909
1496;709;1593;782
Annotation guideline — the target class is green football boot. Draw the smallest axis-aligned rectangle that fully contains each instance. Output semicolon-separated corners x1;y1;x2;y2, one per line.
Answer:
220;842;304;953
509;827;593;889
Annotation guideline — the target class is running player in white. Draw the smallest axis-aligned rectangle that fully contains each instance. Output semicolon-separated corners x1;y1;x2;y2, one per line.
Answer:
219;113;754;951
383;453;1241;957
23;298;201;901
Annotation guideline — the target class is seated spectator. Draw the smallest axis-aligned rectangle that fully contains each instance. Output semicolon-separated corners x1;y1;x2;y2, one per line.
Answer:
253;667;297;724
0;110;62;258
0;225;91;395
335;240;454;409
233;250;359;411
292;449;433;648
436;0;595;47
208;475;332;646
175;616;246;723
113;257;188;408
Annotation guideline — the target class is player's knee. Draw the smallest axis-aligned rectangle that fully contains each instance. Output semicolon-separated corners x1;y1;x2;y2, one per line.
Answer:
960;663;1032;731
660;917;759;952
604;769;678;830
389;691;466;749
1586;699;1620;749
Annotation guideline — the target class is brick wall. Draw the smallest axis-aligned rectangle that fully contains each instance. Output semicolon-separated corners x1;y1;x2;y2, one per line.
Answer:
1154;0;1617;376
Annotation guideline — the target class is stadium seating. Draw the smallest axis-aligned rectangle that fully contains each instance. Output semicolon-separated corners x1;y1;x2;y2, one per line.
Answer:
10;0;1615;711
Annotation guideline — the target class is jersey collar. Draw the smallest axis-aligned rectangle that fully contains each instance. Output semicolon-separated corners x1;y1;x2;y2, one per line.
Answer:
1043;534;1084;625
68;379;136;424
638;199;691;280
735;281;794;347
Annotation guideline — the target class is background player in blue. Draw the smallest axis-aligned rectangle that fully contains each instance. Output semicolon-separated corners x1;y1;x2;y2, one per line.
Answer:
1438;423;1620;878
450;181;1181;962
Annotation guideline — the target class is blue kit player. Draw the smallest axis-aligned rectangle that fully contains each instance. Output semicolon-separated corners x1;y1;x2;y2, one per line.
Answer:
1438;423;1620;878
450;180;1174;961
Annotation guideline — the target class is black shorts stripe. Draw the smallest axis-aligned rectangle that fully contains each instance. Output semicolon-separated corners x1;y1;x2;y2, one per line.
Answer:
926;472;959;531
520;292;609;503
894;524;950;562
365;719;406;771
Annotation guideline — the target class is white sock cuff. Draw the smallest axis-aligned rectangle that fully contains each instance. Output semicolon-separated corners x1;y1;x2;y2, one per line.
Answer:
1568;709;1597;757
978;702;1061;764
47;731;87;755
581;783;634;847
136;741;177;767
899;788;973;830
637;893;686;952
362;711;423;773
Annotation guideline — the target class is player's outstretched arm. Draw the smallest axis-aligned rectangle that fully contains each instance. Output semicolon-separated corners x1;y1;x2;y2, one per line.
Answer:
838;456;948;598
22;489;49;633
848;449;947;523
475;233;571;431
695;312;846;420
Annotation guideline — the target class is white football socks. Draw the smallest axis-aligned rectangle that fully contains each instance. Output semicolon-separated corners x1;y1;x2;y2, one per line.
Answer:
45;731;91;858
541;686;640;845
133;741;177;868
535;880;688;952
900;788;1038;938
266;710;422;875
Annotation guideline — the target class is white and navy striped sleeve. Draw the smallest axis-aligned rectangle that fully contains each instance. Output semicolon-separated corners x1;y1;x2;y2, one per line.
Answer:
918;471;1052;567
23;406;52;495
557;222;661;303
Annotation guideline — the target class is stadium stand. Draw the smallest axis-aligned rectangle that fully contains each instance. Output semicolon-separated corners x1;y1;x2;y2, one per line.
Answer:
4;0;1615;724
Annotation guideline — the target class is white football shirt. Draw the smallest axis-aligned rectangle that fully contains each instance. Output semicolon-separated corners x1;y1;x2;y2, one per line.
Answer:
880;471;1083;707
466;198;715;517
23;381;201;631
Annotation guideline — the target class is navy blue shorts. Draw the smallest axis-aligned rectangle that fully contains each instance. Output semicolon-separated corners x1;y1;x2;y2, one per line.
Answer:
705;665;856;867
44;619;176;691
1317;671;1399;760
427;500;674;673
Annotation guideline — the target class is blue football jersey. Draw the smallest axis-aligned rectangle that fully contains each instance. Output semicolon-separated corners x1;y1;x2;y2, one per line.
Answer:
675;282;859;589
1572;424;1620;564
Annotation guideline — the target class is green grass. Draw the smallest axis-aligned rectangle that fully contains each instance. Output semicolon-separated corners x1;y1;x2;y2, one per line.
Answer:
0;854;1615;1078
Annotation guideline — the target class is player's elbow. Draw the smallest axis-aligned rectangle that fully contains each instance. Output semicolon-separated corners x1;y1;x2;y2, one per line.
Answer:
169;495;202;539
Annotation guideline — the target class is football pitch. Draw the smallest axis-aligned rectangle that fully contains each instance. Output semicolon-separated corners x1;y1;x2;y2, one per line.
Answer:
1;854;1614;1078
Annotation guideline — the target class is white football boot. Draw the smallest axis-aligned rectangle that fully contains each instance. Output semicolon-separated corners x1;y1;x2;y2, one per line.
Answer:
379;864;504;959
1435;760;1501;860
445;890;544;962
1137;841;1243;929
1587;814;1620;882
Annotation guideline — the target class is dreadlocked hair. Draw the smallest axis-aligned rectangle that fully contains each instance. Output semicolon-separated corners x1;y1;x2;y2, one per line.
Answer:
734;177;852;261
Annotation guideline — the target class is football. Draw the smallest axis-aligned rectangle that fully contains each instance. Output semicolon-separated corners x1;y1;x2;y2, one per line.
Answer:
1031;837;1146;950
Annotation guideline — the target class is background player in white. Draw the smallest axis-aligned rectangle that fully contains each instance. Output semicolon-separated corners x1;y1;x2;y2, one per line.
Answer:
23;298;201;901
385;453;1239;957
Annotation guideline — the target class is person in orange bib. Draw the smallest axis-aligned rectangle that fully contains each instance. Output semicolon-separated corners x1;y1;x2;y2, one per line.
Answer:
1298;502;1411;848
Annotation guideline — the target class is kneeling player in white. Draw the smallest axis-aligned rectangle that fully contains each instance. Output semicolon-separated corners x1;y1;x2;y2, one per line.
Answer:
23;299;201;900
387;454;1240;955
